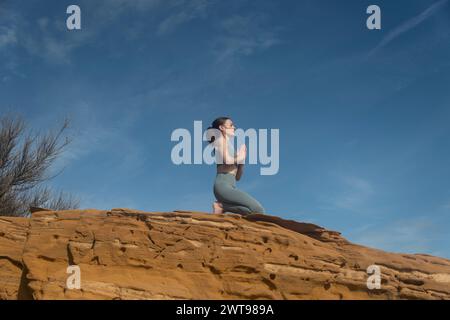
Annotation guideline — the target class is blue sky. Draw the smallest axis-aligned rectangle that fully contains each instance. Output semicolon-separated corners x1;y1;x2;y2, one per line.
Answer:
1;0;450;258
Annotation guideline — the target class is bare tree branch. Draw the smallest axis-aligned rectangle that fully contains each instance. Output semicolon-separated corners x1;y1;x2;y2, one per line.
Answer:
0;114;79;217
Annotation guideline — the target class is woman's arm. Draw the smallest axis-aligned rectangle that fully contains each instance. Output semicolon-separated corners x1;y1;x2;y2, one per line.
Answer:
216;138;246;165
235;144;247;164
236;164;244;181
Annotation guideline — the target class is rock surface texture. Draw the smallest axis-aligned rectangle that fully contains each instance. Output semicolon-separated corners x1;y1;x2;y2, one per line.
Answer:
0;208;449;300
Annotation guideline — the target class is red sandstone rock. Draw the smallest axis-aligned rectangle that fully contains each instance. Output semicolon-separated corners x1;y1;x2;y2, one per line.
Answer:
0;208;449;300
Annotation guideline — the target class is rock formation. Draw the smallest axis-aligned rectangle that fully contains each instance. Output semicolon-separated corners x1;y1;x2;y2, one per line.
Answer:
0;208;449;300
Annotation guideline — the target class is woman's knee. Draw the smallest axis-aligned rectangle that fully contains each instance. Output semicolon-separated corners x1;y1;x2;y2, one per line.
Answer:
221;202;251;215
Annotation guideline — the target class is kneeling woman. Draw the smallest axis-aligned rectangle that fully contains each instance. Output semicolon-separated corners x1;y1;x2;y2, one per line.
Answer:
207;117;265;215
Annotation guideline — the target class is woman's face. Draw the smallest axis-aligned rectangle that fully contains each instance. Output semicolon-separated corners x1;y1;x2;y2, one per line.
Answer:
220;119;235;137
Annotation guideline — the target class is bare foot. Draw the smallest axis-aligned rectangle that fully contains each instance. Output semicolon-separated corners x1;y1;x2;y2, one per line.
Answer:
212;201;224;214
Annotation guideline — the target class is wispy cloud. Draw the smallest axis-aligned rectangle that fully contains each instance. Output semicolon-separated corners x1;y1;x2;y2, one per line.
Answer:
322;175;375;213
0;0;162;64
0;26;17;48
47;101;147;179
213;13;282;63
205;13;283;83
335;176;374;210
369;0;448;56
22;22;91;64
157;0;212;36
0;9;93;64
91;0;161;22
351;217;443;256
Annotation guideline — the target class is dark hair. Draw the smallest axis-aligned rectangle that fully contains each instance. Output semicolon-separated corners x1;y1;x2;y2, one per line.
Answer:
206;117;231;144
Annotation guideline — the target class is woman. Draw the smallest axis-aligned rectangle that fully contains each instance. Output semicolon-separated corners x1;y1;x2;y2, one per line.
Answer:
207;117;265;215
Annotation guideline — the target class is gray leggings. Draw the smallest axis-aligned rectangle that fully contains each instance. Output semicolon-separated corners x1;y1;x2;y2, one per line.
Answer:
213;172;265;215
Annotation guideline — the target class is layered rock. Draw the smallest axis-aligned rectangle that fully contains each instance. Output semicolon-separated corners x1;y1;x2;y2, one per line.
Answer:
0;208;449;300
